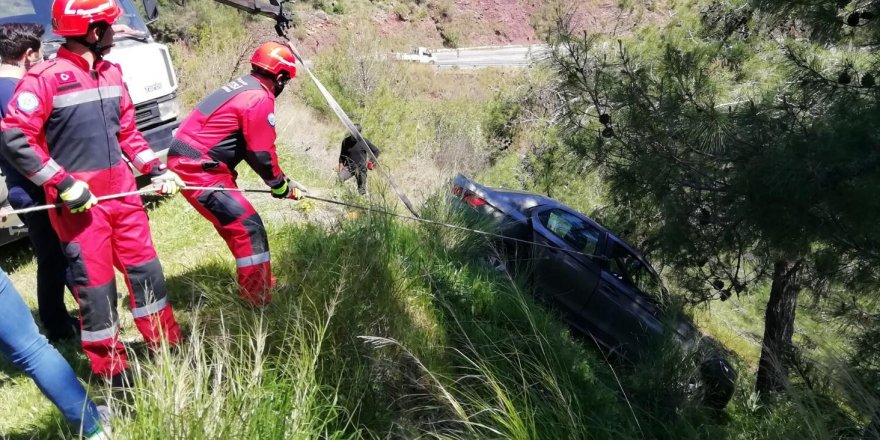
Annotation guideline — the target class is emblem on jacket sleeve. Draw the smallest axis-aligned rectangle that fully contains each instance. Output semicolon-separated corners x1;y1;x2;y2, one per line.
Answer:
268;112;276;127
16;92;39;113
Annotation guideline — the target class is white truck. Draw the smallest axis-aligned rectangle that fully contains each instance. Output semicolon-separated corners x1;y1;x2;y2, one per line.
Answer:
0;0;181;246
394;46;436;64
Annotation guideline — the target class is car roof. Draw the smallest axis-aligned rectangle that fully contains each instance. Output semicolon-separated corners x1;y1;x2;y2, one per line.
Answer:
457;173;608;230
456;174;658;271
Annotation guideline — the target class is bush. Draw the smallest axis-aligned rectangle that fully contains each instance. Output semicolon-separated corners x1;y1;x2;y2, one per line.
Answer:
150;0;258;109
149;0;250;46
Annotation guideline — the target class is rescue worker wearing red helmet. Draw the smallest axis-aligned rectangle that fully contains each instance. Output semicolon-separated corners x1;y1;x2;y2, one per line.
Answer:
0;0;183;385
167;41;306;306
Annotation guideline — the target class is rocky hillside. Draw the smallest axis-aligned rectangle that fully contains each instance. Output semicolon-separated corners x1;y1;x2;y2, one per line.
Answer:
294;0;670;53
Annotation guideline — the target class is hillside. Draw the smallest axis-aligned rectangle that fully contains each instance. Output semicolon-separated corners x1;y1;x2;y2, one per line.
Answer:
293;0;670;52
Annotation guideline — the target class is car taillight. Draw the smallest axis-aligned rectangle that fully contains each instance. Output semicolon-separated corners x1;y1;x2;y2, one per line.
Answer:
464;193;487;207
452;184;487;208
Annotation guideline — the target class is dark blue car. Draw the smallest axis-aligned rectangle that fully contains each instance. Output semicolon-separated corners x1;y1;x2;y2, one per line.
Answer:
451;174;737;408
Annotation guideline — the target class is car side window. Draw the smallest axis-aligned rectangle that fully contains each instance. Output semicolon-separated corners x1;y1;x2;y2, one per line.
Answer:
607;242;663;301
538;209;601;255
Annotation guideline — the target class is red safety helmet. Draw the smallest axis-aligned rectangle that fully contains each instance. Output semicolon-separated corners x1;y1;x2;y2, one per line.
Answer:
250;42;297;78
52;0;122;37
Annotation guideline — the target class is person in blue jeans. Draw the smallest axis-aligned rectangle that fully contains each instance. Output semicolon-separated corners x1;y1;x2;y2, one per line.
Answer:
0;268;108;438
0;22;79;341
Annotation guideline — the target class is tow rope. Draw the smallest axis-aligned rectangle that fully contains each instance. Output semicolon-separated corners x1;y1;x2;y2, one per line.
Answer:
183;1;420;214
183;186;605;260
1;185;602;260
0;187;159;217
273;23;420;218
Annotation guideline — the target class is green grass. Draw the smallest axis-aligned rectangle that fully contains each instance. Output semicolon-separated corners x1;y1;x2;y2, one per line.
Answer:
694;286;854;370
0;161;684;438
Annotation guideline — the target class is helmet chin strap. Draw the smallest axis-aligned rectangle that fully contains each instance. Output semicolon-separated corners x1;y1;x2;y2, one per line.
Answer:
74;23;112;61
273;73;290;97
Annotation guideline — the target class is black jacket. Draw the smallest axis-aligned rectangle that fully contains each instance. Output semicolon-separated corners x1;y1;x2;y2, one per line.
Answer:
339;135;381;167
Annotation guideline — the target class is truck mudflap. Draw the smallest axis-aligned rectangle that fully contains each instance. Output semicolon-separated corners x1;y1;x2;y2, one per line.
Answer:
143;120;180;157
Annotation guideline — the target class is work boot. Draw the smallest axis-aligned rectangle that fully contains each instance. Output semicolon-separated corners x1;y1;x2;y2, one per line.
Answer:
46;316;81;342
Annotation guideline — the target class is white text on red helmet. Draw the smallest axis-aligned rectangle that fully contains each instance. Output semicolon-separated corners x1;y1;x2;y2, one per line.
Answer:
64;0;114;17
270;48;296;67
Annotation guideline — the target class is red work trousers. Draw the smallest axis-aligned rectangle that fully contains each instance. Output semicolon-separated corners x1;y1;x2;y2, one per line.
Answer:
48;164;182;378
168;157;275;305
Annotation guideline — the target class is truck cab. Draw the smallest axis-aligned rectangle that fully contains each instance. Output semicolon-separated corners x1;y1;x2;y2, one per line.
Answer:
0;0;181;245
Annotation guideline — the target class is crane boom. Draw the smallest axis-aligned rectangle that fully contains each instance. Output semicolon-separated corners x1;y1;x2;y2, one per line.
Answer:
211;0;283;20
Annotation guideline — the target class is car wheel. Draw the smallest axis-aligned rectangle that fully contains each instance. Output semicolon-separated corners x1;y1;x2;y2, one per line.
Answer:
698;357;737;409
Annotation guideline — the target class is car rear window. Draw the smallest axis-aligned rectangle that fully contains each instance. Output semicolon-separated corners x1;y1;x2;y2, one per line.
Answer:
539;209;601;255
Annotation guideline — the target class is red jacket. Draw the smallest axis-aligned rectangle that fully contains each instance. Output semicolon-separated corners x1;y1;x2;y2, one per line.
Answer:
0;46;161;198
170;74;286;188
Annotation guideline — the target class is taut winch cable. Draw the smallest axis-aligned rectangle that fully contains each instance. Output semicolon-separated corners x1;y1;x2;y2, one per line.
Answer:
182;185;606;260
0;187;159;217
0;185;605;260
262;0;420;218
282;42;420;218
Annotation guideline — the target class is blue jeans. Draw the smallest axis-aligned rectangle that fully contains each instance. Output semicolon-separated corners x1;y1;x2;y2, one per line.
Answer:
0;269;100;435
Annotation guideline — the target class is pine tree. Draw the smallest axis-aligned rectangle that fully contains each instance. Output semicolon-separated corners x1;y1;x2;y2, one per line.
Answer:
550;0;880;406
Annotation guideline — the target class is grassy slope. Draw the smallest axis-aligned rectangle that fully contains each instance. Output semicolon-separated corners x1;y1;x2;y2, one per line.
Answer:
0;95;857;439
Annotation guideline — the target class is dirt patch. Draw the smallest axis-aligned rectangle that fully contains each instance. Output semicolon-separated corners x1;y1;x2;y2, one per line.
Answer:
294;10;341;55
374;10;446;48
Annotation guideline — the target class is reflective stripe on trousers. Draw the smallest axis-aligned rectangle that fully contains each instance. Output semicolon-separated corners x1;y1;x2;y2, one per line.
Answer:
236;251;270;268
131;297;167;319
80;321;118;343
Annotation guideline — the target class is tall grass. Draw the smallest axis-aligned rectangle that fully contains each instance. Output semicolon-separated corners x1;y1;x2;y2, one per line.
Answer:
119;304;349;438
4;188;875;438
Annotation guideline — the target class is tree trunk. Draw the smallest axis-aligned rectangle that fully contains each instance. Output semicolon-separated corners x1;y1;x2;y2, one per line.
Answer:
755;259;803;397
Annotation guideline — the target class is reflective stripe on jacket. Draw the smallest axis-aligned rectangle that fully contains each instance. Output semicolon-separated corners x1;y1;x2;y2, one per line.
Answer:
0;46;160;197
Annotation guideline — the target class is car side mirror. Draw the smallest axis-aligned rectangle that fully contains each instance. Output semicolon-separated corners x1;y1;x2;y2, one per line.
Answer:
143;0;159;22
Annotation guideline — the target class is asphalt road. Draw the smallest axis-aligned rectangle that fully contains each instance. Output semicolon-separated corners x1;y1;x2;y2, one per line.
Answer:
429;44;551;69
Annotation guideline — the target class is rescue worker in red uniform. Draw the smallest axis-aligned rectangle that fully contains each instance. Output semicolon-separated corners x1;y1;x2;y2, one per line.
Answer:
168;42;305;306
0;0;183;386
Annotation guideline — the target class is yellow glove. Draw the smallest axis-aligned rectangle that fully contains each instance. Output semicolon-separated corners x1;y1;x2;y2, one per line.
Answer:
59;180;98;214
150;169;185;195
